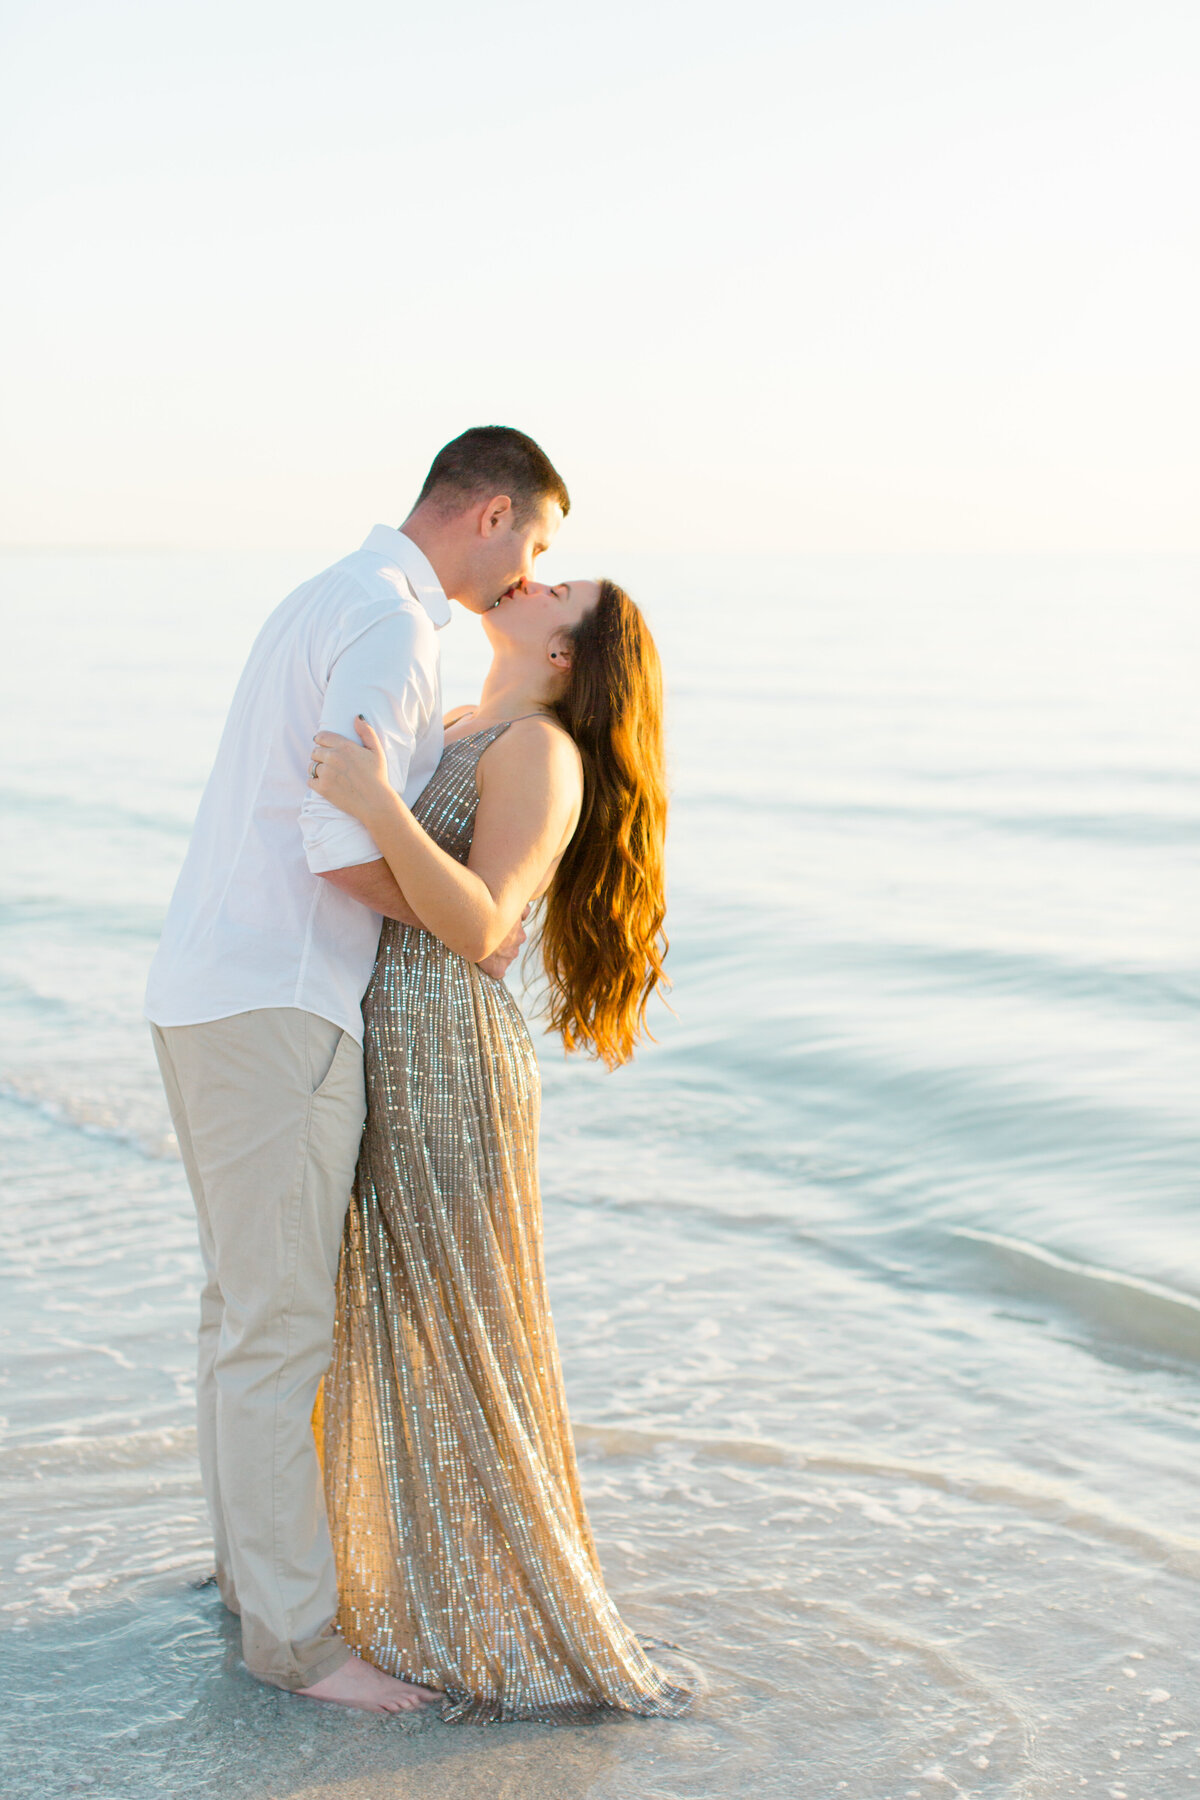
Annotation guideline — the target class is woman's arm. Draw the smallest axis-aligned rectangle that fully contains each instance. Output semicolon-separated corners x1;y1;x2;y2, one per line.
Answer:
308;717;582;962
320;852;527;981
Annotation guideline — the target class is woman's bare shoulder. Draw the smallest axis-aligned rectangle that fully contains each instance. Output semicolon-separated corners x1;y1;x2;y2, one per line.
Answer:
501;712;581;765
478;713;583;793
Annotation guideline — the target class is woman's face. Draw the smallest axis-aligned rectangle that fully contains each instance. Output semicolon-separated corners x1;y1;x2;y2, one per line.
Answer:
482;578;601;660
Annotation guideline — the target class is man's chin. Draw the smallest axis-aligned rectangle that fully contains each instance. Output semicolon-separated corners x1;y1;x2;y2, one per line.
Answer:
458;583;517;618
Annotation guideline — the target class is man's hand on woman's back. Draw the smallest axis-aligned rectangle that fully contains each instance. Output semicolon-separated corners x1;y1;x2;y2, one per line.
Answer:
477;908;529;982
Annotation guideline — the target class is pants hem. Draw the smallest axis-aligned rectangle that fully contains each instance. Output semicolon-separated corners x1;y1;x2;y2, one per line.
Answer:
251;1634;352;1692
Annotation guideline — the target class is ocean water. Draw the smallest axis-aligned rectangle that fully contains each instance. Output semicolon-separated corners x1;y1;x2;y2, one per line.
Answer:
2;547;1198;1800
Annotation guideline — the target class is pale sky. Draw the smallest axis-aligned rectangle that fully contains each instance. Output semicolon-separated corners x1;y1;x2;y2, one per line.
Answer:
1;0;1197;552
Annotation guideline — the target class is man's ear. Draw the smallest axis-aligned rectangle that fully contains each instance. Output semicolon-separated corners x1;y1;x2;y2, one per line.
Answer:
478;494;513;537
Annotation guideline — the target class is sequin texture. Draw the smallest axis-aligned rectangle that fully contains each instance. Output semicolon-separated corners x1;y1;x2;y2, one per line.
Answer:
322;722;694;1723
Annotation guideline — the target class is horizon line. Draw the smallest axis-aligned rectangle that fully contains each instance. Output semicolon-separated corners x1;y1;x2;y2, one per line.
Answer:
2;543;1199;559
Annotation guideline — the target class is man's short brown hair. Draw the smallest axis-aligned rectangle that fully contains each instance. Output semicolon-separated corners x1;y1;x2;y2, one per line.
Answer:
414;426;569;527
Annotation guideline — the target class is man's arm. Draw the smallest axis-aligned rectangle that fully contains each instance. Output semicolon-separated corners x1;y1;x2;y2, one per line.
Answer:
319;857;421;924
303;620;525;977
320;854;528;981
300;610;430;878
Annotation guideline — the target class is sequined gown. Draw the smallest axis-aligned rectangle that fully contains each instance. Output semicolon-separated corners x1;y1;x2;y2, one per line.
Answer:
321;722;692;1724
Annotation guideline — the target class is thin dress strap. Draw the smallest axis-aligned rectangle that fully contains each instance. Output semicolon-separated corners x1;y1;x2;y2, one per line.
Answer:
446;711;574;749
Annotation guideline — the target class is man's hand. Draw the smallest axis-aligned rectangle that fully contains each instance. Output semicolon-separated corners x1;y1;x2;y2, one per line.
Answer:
477;907;529;982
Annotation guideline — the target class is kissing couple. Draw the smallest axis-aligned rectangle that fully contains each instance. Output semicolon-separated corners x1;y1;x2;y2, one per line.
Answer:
146;427;693;1722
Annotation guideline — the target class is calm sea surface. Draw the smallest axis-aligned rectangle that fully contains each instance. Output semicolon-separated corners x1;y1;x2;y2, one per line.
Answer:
2;549;1198;1799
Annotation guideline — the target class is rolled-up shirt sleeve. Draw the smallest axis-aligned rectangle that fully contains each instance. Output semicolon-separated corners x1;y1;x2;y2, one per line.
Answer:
300;608;435;874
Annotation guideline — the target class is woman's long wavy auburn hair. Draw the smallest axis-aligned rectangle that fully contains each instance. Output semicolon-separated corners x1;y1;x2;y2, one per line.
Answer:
542;580;669;1069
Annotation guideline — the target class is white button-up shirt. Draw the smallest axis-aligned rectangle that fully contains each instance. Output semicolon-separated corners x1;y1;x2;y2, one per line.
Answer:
146;526;450;1043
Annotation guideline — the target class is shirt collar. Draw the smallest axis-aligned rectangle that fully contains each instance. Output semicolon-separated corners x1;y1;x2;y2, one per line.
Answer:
360;524;452;630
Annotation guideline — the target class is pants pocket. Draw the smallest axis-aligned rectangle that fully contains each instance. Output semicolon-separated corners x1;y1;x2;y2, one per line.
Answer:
305;1017;347;1097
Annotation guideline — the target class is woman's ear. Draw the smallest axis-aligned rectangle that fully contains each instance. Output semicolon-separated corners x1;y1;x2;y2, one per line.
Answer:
547;630;573;673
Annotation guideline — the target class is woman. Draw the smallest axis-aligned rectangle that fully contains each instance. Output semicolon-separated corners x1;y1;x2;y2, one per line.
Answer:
307;576;692;1723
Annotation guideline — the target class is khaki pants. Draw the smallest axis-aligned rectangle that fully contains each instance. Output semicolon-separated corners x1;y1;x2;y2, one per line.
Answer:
151;1007;365;1689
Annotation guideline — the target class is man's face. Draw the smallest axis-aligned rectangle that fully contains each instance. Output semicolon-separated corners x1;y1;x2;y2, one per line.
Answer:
458;494;564;614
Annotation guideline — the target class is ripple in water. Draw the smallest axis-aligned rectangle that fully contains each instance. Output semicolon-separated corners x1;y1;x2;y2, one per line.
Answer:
2;550;1199;1796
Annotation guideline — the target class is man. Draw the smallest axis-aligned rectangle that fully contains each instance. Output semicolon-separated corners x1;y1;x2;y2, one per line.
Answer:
146;426;569;1713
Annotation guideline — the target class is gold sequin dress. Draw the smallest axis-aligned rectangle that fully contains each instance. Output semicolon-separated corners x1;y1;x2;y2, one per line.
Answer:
321;722;693;1724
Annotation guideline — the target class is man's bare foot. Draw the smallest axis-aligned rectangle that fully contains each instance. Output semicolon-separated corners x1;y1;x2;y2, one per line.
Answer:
297;1652;442;1714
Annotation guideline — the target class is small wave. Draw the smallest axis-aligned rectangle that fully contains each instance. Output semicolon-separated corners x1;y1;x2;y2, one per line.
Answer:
571;1422;1200;1578
792;1593;1032;1753
2;1425;196;1470
953;1227;1200;1362
0;1076;178;1161
826;940;1200;1020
